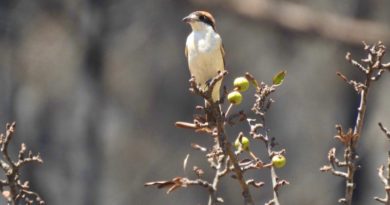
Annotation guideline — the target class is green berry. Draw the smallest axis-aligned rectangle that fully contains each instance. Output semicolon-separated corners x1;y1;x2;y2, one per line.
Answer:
272;154;286;168
227;91;243;105
234;136;250;151
234;77;250;92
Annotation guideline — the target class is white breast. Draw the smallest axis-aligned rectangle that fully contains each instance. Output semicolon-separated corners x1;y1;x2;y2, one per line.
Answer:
186;30;224;86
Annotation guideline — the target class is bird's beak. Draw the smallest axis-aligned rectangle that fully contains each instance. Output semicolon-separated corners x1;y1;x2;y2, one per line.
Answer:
182;14;196;23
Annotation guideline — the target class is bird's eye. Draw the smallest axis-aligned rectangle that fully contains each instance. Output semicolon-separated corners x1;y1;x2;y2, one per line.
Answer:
198;14;214;28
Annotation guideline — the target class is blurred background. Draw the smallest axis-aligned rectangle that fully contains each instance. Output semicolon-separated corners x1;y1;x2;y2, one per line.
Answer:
0;0;389;204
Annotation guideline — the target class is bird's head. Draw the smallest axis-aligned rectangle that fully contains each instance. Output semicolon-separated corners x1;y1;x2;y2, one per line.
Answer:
182;11;216;31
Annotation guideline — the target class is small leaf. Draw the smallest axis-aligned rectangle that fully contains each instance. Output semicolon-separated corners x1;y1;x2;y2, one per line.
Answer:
272;70;287;86
245;72;259;89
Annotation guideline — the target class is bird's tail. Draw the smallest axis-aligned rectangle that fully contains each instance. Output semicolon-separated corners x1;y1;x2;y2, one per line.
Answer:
203;78;222;123
211;80;222;102
204;100;220;123
205;92;222;123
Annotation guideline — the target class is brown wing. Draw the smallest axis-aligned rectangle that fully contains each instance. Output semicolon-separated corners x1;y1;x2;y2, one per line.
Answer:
221;43;226;67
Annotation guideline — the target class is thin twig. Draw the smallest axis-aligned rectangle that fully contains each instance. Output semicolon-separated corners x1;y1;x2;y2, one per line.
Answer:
268;143;280;205
379;123;390;139
374;123;390;204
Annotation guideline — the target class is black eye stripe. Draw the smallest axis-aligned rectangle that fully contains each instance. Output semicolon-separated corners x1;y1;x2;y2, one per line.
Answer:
198;15;214;28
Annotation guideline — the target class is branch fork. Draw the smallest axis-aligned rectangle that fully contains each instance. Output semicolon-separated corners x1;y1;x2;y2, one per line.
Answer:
147;70;288;205
0;122;44;205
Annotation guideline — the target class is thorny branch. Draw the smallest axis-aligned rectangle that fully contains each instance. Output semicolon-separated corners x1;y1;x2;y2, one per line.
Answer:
147;71;253;205
321;41;390;205
0;122;44;205
246;72;289;205
374;123;390;204
189;70;254;205
146;70;288;205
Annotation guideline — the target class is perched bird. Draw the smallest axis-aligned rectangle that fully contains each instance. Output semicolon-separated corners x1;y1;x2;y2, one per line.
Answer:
183;11;225;102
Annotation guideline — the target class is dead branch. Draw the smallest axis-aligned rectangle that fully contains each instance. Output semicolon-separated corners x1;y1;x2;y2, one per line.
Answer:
321;42;389;205
0;122;44;205
246;72;289;205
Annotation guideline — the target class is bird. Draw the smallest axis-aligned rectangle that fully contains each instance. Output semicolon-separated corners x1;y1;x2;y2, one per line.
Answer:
182;11;225;103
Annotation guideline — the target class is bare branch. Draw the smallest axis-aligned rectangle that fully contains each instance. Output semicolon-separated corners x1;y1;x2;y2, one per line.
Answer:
244;71;288;205
0;122;45;205
323;42;389;205
336;72;366;93
379;123;390;139
383;62;390;69
145;177;213;194
374;123;390;204
371;69;386;81
346;52;369;74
